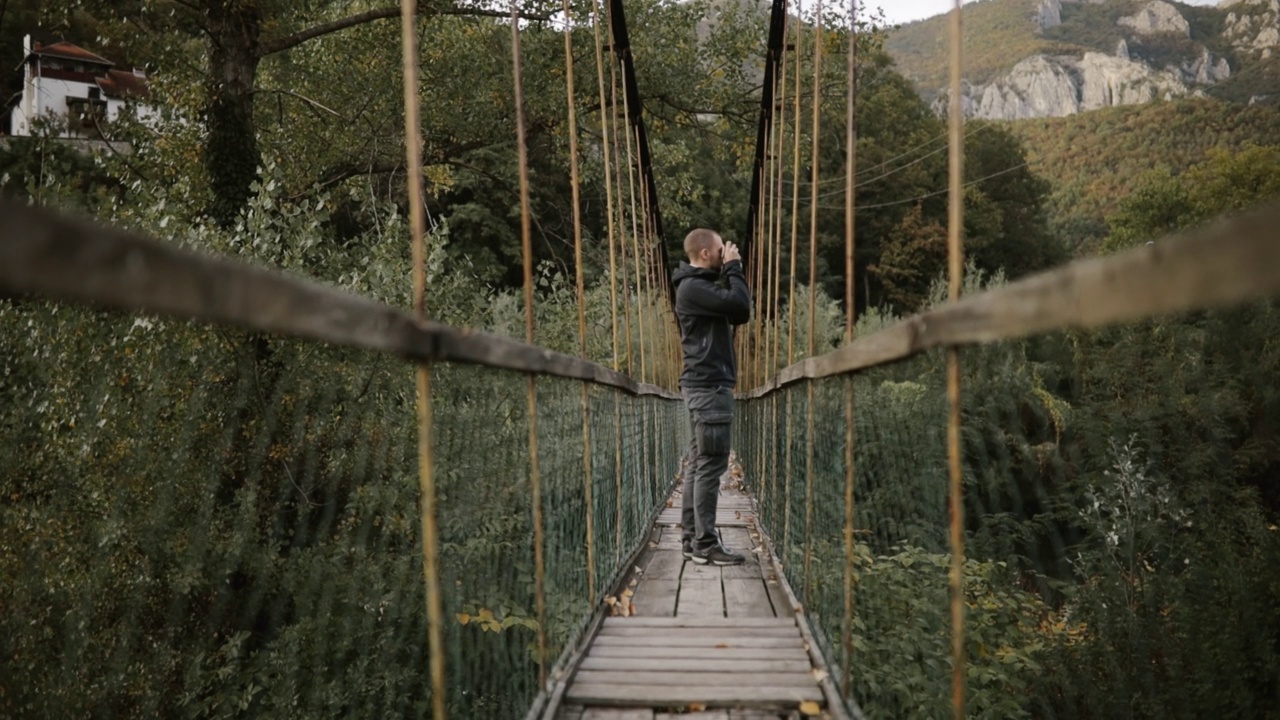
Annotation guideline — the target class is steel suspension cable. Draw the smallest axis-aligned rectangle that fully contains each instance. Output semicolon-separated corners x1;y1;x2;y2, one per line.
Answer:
399;0;445;716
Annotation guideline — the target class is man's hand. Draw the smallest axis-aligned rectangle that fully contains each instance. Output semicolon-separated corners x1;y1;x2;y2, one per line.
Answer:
722;242;741;264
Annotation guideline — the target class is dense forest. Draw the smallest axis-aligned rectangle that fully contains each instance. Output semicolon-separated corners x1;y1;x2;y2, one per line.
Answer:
1008;98;1280;250
2;0;1280;718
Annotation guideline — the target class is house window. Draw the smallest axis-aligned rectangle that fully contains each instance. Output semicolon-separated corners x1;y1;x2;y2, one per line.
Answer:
67;96;108;135
88;87;101;100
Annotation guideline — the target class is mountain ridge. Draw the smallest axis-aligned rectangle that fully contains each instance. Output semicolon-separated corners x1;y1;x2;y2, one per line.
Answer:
885;0;1279;119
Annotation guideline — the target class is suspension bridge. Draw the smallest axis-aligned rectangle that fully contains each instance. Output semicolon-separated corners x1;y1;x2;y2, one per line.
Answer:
3;0;1280;719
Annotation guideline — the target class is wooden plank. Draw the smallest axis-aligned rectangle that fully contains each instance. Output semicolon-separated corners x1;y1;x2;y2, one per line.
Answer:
639;550;685;581
655;513;750;526
602;617;793;628
720;556;765;580
591;635;799;649
739;203;1280;398
628;579;678;617
556;706;585;720
580;709;655;720
656;712;730;720
576;671;818;688
719;527;754;547
566;684;823;706
760;575;792;622
676;578;723;617
0;202;683;400
587;646;810;661
681;561;722;581
596;626;800;638
723;578;778;618
654;529;685;550
577;657;813;673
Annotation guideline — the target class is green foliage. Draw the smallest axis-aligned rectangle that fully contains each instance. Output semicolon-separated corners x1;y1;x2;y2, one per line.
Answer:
868;203;947;310
1006;98;1280;251
1210;55;1280;104
1105;144;1280;251
1042;0;1138;55
850;544;1062;719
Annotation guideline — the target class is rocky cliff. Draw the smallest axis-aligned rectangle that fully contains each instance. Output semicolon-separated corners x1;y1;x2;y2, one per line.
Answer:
901;0;1277;120
1224;0;1280;58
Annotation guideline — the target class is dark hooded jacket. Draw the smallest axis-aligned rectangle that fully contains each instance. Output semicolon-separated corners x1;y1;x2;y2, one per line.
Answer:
672;259;751;389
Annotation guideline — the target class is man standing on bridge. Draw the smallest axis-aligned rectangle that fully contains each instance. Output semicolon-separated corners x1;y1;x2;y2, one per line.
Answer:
671;228;751;567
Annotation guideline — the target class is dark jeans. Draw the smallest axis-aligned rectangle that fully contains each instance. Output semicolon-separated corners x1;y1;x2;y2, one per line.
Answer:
681;385;734;552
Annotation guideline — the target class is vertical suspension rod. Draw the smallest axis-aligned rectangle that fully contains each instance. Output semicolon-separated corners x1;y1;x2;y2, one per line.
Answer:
802;0;823;606
562;0;597;608
946;0;967;717
400;2;446;717
592;0;626;570
841;0;859;701
510;2;548;689
782;0;804;565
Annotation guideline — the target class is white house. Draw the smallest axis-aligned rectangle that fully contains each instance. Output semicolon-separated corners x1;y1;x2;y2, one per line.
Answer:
9;35;157;139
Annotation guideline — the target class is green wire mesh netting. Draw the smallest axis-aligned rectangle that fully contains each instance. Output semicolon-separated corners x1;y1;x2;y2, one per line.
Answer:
0;297;687;719
737;301;1280;720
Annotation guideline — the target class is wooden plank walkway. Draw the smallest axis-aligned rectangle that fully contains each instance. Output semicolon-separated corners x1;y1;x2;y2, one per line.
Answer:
552;486;834;720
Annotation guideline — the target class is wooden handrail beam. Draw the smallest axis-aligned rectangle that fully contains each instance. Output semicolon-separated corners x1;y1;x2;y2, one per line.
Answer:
0;201;680;399
741;202;1280;399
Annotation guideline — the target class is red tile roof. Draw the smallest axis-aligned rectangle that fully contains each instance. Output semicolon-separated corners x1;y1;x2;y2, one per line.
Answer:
31;41;113;66
96;69;150;100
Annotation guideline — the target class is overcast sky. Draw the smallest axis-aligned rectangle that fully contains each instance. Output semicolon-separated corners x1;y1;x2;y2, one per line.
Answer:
871;0;1222;27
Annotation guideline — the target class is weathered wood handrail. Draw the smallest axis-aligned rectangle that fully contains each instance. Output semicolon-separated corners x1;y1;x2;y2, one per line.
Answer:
741;202;1280;399
0;201;680;399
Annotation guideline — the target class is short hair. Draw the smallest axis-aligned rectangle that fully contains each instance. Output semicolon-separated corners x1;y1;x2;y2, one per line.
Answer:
684;228;720;259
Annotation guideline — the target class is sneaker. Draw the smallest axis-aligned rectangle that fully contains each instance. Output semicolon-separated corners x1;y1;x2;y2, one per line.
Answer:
691;545;746;566
682;539;693;560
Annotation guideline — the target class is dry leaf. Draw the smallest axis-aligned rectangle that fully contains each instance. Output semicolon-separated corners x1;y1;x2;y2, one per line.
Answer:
688;702;707;712
812;669;829;683
715;643;729;648
798;700;822;716
622;588;634;598
456;613;471;625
